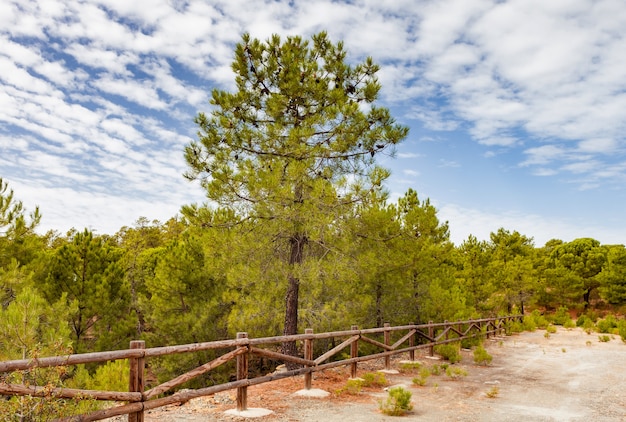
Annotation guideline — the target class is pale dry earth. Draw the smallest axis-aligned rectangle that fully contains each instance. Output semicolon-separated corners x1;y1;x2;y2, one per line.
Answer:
107;327;626;421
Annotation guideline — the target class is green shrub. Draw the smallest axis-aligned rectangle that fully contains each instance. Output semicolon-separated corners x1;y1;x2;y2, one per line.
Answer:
361;372;387;387
473;345;493;366
546;325;557;334
563;319;576;329
551;306;572;326
379;387;413;416
597;315;618;334
412;367;430;386
522;315;537;331
461;335;482;349
598;335;611;342
618;320;626;343
399;361;422;373
445;366;468;378
507;320;524;333
430;363;448;375
336;378;364;395
434;343;461;363
529;310;549;329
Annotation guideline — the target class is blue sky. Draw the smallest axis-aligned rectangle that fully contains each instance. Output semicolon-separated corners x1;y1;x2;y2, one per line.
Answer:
1;0;626;246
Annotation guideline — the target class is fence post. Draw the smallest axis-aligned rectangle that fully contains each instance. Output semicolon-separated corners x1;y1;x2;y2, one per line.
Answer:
384;323;391;370
304;328;313;390
236;332;248;412
428;321;434;357
350;325;358;378
444;320;449;340
408;322;415;361
128;340;145;422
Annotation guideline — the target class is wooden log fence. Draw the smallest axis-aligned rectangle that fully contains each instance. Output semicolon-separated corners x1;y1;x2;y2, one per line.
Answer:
0;315;522;421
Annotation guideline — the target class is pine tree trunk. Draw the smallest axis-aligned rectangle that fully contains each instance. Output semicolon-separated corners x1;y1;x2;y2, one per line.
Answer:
282;233;305;367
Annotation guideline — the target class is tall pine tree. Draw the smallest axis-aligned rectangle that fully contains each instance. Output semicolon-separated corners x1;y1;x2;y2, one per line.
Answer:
184;32;408;359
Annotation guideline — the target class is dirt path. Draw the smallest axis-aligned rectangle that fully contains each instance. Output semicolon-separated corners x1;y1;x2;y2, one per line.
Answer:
116;327;626;421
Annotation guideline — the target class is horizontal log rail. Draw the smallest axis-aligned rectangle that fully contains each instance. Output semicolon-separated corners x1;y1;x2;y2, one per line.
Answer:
0;315;522;422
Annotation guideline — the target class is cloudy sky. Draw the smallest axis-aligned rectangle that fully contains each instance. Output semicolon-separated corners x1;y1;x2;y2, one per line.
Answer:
2;0;626;246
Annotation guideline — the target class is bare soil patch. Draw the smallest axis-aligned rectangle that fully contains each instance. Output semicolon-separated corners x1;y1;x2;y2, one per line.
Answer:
111;327;626;421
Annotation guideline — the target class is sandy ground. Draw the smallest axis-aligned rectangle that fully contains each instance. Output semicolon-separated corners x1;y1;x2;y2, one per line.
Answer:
109;327;626;421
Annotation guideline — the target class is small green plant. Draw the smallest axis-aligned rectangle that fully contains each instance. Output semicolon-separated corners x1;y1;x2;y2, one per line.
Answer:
336;378;364;395
544;332;550;339
561;348;566;353
546;325;557;334
598;335;611;342
434;343;461;363
399;361;422;373
563;319;576;329
412;367;431;386
379;386;413;416
445;366;468;379
430;364;442;376
361;372;387;387
586;340;592;346
473;345;493;366
485;386;499;398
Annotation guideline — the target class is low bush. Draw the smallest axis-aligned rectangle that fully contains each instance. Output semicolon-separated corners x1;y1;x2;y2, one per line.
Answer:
379;386;413;416
445;366;468;379
399;361;422;373
434;343;461;363
361;372;387;387
336;378;364;395
597;315;618;334
618;320;626;343
412;367;430;386
551;306;572;326
473;345;493;366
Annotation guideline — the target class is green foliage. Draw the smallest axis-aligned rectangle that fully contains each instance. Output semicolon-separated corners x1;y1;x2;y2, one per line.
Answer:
551;306;573;326
445;366;468;378
43;229;134;353
530;309;550;330
412;367;431;386
379;386;413;416
434;343;461;363
617;320;626;342
473;345;493;365
336;378;364;395
522;316;537;331
546;325;557;334
598;245;626;305
460;334;482;349
361;372;387;387
598;334;611;342
596;315;618;334
430;363;447;376
399;361;422;373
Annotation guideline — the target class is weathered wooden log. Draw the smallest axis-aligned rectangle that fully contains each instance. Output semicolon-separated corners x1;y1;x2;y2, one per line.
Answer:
249;347;315;367
0;383;141;402
314;335;359;365
358;335;391;351
391;329;416;350
144;347;246;400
